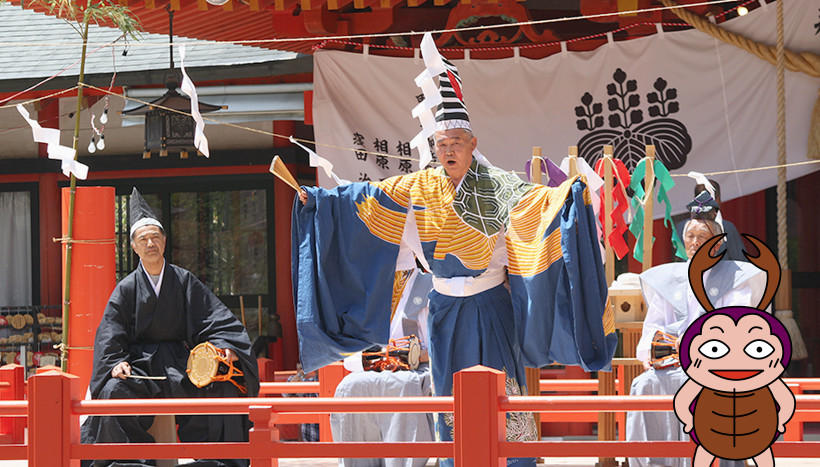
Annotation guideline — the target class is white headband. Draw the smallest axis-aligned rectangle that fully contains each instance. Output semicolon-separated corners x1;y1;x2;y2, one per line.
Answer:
683;218;722;239
130;218;164;238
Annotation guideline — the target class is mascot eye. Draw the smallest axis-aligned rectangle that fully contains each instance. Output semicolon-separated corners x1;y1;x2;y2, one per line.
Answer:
744;340;775;359
698;340;729;359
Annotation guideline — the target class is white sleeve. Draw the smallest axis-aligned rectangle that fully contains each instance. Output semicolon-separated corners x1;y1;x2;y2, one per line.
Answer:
417;305;430;350
489;229;508;270
343;353;365;372
396;209;430;272
636;281;673;363
713;270;767;310
713;284;752;309
395;239;417;271
389;270;418;341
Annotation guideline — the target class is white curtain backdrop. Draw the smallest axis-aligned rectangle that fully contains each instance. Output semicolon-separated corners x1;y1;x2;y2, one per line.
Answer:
0;191;32;306
313;0;820;214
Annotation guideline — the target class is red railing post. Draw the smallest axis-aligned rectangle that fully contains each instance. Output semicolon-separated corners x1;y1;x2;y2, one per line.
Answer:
249;405;278;467
28;369;81;467
454;365;506;467
318;362;347;441
784;384;803;441
616;364;625;441
0;364;25;443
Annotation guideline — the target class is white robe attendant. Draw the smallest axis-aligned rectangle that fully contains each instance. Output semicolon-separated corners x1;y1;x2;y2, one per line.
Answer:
331;270;435;467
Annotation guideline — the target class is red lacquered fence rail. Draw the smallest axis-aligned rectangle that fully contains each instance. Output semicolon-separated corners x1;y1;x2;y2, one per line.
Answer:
1;364;820;466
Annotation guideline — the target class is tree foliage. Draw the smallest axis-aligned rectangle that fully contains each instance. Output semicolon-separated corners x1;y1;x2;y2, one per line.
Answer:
28;0;141;39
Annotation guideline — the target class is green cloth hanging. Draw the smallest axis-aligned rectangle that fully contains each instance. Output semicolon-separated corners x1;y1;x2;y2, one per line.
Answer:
628;159;687;263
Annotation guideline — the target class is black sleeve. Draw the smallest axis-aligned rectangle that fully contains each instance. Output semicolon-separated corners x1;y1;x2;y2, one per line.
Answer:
722;220;748;262
185;272;260;396
88;283;133;399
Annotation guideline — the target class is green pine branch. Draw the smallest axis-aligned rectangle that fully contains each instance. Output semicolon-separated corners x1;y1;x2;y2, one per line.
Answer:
28;0;142;40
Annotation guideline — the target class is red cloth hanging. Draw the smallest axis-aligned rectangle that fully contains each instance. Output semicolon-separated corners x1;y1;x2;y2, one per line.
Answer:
594;158;631;260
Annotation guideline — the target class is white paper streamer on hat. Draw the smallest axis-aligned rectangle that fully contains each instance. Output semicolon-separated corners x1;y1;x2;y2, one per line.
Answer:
178;44;209;158
289;136;350;186
687;171;724;231
687;171;716;200
16;104;88;179
410;33;448;170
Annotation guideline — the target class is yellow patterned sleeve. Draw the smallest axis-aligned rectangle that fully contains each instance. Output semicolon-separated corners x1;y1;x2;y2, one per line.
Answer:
506;177;576;277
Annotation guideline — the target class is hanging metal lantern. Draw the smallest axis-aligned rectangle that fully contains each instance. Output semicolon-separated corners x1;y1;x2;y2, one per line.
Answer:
124;75;221;158
121;6;222;159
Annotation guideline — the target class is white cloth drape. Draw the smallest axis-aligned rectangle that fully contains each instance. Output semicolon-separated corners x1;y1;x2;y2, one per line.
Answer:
313;0;820;213
0;191;32;306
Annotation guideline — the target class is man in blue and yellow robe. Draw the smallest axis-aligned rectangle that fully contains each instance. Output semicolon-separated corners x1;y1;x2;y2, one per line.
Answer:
291;127;616;467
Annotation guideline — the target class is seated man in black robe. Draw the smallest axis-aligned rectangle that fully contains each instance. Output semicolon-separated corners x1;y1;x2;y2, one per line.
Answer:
80;188;259;467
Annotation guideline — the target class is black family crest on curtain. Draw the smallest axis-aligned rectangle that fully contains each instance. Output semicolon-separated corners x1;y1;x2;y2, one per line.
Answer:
814;8;819;35
574;68;692;171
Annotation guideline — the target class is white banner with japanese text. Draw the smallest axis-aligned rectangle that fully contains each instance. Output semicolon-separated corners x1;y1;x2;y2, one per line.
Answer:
312;0;820;213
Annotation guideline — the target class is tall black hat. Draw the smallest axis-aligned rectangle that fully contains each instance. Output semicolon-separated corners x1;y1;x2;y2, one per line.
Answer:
129;187;163;237
434;58;471;131
411;32;475;169
686;190;720;220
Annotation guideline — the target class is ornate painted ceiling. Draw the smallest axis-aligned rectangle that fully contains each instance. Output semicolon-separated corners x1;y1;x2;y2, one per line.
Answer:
21;0;761;59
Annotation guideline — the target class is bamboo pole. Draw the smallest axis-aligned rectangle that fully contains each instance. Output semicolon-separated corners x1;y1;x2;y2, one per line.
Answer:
526;146;543;446
239;296;247;328
598;145;616;467
642;145;656;272
61;6;92;372
602;145;615;285
529;146;543;185
567;146;579;177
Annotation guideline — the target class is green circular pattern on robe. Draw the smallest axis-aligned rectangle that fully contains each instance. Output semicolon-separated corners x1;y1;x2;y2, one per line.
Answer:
452;161;532;237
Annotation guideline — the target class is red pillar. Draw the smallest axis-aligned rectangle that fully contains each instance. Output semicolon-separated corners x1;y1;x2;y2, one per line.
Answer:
272;120;299;370
28;370;81;467
303;91;313;126
454;365;506;467
39;173;62;307
37;98;63;307
36;98;60;159
61;187;116;394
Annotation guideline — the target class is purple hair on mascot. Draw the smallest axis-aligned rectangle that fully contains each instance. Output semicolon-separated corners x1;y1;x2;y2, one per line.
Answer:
679;307;792;371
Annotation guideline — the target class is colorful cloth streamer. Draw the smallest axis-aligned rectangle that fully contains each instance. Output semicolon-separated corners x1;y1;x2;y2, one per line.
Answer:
628;159;687;263
594;157;631;260
178;45;209;158
524;157;567;187
16;104;88;179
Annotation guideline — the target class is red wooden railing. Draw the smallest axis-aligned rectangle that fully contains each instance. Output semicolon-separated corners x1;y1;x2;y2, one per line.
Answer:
255;362;820;443
0;365;24;445
0;366;815;466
